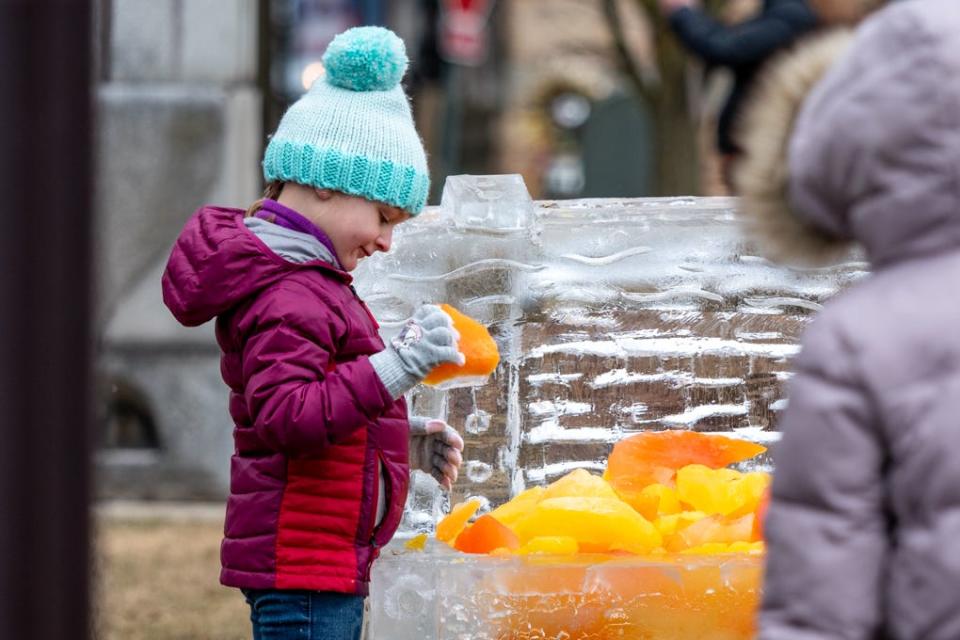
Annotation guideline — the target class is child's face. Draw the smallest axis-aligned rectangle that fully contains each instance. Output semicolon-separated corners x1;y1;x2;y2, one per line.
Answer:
314;193;410;271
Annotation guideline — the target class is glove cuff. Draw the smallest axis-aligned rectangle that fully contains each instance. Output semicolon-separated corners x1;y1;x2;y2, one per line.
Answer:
407;415;429;434
369;349;420;400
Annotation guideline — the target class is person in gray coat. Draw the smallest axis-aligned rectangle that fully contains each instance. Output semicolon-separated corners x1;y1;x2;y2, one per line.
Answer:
734;0;960;637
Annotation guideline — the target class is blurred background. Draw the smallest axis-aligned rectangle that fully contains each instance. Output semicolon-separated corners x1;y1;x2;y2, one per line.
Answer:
4;0;830;638
92;0;750;512
97;0;753;504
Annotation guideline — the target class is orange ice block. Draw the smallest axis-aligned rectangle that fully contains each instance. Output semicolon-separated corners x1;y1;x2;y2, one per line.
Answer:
436;498;481;543
422;304;500;386
604;430;767;510
454;514;520;554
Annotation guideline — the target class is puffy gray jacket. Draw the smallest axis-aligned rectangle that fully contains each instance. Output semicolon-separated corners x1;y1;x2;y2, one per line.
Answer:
738;1;960;638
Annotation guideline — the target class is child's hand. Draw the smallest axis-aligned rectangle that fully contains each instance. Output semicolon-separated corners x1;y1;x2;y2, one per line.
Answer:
408;417;465;491
369;304;465;399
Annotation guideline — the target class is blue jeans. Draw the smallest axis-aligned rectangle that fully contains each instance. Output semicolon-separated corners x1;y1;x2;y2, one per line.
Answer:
242;589;365;640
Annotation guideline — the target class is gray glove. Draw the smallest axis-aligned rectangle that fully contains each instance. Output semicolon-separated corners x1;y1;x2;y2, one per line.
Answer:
409;417;465;491
369;304;465;399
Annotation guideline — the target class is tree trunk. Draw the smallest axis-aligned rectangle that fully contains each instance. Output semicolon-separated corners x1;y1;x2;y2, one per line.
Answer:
603;0;702;196
649;17;701;196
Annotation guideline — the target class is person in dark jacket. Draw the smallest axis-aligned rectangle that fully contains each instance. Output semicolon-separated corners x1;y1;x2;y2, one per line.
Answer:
735;0;960;637
163;27;466;640
658;0;818;187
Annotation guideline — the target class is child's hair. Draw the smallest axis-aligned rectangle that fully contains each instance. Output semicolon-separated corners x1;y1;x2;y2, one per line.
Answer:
245;181;285;219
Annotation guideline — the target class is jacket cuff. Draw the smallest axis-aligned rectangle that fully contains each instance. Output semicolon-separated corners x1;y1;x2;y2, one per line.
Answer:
368;349;419;400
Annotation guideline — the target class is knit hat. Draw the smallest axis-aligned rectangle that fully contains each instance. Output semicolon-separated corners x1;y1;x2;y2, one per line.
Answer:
262;26;430;215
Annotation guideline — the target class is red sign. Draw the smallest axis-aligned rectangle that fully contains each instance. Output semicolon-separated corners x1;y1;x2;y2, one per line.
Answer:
439;0;495;66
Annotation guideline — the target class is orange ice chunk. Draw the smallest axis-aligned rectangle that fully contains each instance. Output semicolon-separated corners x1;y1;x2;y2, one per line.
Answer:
605;431;767;506
488;486;545;529
422;304;500;386
454;514;520;554
436;498;482;544
513;496;662;554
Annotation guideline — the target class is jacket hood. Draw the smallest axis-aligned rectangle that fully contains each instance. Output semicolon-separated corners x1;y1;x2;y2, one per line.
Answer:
790;0;960;268
737;0;960;268
162;205;350;326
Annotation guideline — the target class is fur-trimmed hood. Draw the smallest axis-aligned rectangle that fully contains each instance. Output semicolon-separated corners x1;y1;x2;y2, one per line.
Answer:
736;0;960;269
734;30;855;266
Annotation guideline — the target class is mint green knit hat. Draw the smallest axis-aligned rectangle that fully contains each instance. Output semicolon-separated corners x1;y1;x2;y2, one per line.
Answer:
262;26;430;215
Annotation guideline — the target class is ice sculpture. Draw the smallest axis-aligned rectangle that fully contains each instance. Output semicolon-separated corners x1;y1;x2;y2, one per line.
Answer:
442;173;535;232
371;541;763;639
354;174;864;524
354;175;865;639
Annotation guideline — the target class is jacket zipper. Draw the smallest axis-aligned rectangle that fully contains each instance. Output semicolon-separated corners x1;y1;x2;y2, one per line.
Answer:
365;455;381;546
361;453;387;583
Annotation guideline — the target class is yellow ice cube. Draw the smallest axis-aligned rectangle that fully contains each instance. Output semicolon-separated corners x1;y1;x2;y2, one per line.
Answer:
404;533;428;551
677;465;770;516
489;486;545;528
541;468;619;501
513;497;662;554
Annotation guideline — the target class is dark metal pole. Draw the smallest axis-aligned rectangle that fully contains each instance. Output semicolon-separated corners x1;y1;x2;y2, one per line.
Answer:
0;0;94;638
440;63;463;181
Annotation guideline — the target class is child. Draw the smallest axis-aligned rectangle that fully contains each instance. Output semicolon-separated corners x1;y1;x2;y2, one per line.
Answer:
162;26;465;640
735;0;960;637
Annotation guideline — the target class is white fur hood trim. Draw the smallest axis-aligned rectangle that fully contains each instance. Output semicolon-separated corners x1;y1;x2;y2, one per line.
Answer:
733;30;855;267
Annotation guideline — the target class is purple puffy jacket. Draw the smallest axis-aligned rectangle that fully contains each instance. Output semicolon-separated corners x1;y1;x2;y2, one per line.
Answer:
162;205;409;596
738;1;960;637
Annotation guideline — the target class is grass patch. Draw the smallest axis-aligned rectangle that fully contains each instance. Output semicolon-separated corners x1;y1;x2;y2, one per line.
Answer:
93;513;249;640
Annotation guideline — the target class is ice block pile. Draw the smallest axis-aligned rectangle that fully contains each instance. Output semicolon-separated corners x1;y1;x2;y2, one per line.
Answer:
371;431;771;639
433;430;769;557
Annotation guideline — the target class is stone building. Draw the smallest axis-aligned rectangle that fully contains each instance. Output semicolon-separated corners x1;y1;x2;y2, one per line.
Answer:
95;0;417;499
95;0;261;499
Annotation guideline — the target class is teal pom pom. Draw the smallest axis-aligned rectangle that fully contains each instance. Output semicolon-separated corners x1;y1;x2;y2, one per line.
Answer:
323;26;408;92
